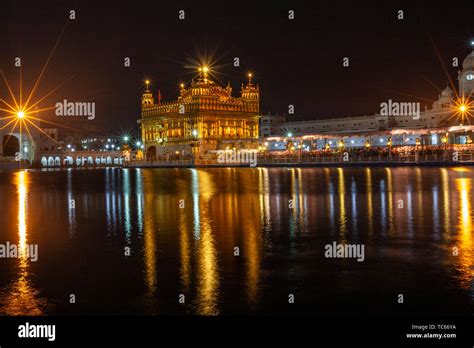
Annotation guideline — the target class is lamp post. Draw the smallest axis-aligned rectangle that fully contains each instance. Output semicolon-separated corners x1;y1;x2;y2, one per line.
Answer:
387;137;392;160
415;138;421;163
442;133;448;160
338;139;344;161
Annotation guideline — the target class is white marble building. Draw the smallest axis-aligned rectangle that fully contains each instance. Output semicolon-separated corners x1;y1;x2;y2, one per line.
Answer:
263;50;474;141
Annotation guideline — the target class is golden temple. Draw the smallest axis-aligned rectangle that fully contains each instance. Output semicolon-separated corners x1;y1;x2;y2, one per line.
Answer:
138;67;260;160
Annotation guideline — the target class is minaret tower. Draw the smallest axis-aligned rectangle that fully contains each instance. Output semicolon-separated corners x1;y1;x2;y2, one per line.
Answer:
141;79;154;107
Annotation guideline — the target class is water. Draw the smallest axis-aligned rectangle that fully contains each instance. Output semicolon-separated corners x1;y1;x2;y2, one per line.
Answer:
0;167;472;316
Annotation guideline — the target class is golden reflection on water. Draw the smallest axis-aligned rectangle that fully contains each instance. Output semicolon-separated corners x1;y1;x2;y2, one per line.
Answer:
337;168;347;240
179;206;191;294
134;167;473;314
243;171;262;307
365;168;374;236
193;169;219;315
0;171;47;315
142;170;157;298
440;169;451;237
455;177;473;291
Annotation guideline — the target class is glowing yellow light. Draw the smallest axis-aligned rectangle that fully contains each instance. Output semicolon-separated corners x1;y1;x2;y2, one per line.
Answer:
145;80;150;85
460;104;467;113
17;111;25;119
248;73;252;78
202;66;209;73
180;83;184;88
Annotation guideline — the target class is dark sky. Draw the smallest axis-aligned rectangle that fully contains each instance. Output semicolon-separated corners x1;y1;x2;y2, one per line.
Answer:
1;0;474;136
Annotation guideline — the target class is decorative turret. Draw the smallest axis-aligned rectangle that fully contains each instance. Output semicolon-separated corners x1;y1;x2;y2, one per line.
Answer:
241;73;260;101
141;80;154;107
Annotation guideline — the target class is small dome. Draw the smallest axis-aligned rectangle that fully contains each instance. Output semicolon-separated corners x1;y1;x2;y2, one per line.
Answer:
462;51;474;69
441;86;453;98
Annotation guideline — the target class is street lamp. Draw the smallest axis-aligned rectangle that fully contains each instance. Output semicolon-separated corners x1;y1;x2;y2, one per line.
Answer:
387;137;392;159
442;133;449;157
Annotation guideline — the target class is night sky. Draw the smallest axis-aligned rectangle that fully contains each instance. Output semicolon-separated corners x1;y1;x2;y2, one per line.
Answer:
1;0;473;136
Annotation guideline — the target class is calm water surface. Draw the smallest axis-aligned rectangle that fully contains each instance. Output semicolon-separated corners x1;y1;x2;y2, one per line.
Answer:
0;167;472;316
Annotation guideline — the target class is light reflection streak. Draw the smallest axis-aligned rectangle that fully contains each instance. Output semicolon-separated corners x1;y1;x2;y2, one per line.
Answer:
365;168;374;236
380;179;387;234
385;168;394;235
123;169;131;242
135;169;143;235
0;171;48;315
194;170;219;315
337;168;347;240
67;169;76;239
325;168;335;233
351;177;358;237
142;170;157;298
454;177;473;295
440;168;451;238
406;187;414;238
191;169;201;240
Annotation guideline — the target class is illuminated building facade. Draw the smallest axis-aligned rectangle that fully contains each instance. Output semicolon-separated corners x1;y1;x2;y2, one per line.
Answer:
264;50;474;143
139;69;260;160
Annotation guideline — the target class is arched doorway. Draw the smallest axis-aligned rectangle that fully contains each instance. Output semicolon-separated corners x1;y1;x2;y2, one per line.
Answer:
146;146;157;161
2;135;19;157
